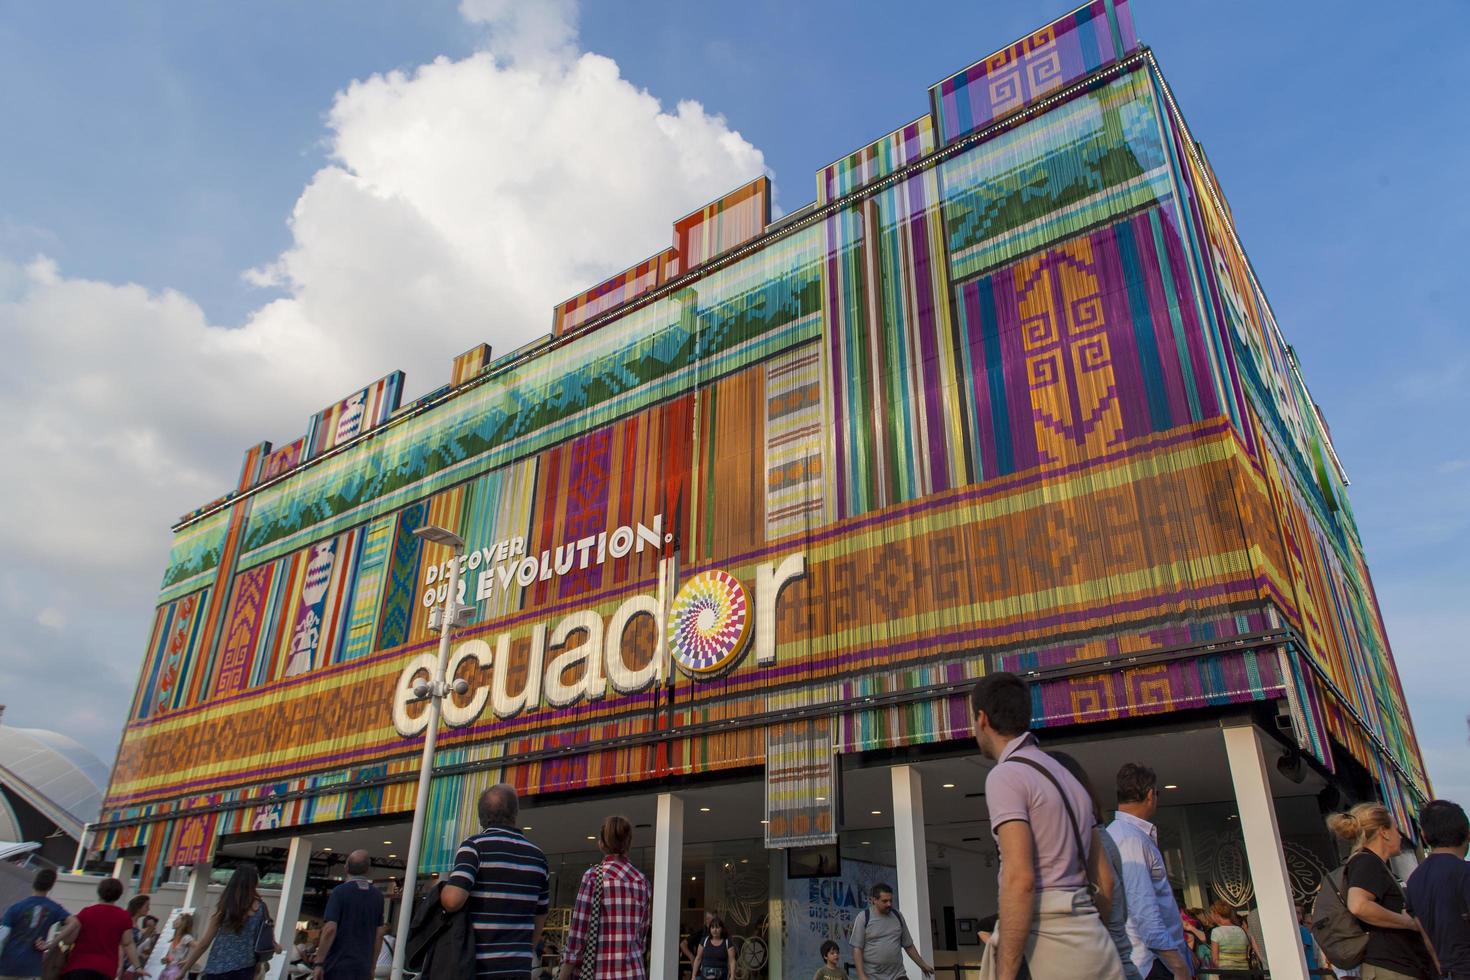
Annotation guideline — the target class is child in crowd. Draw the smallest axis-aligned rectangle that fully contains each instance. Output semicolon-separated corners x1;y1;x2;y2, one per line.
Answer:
813;938;846;979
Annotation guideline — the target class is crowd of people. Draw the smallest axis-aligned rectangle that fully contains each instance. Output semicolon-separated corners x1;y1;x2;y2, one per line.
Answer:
3;670;1467;980
960;672;1470;980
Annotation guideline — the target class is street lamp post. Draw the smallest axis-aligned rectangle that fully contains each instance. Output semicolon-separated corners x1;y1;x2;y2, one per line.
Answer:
390;524;466;980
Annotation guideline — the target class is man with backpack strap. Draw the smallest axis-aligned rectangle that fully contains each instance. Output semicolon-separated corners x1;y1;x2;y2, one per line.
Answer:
849;884;933;980
971;672;1126;980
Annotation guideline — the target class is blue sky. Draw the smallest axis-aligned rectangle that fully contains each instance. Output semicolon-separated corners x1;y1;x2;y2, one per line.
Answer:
1;1;1466;804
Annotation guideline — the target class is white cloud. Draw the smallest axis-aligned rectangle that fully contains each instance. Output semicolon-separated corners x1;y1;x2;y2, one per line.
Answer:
0;1;765;762
458;0;578;67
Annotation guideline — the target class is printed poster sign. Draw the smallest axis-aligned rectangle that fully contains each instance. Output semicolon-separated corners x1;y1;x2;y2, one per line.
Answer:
783;857;896;977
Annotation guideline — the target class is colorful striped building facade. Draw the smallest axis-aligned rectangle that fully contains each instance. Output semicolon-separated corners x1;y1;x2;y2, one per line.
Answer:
97;5;1425;969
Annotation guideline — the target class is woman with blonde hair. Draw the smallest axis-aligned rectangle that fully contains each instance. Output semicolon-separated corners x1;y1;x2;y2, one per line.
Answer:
1207;901;1250;977
160;913;196;980
1327;803;1435;979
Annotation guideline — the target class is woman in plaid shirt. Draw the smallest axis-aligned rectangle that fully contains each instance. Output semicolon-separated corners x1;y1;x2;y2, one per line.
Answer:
558;816;652;980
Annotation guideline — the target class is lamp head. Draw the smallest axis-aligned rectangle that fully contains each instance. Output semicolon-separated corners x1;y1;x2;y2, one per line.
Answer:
412;525;465;551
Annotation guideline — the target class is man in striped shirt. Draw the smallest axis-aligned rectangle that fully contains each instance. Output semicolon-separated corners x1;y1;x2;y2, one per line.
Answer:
442;784;551;979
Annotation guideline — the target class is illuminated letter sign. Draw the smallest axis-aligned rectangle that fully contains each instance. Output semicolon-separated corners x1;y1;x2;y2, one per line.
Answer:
391;551;805;736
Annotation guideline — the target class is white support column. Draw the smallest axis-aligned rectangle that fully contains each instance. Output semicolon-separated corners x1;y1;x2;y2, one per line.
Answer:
181;861;212;912
891;765;933;979
271;836;314;980
651;793;684;980
767;858;783;980
73;823;91;872
112;856;139;887
1222;721;1309;980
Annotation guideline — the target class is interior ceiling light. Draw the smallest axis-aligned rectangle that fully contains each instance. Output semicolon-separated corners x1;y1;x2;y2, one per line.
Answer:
699;807;711;812
942;783;956;789
1164;784;1179;790
871;810;882;815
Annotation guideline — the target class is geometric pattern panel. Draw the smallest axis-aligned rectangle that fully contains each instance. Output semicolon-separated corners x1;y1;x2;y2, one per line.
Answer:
930;0;1137;144
954;206;1219;479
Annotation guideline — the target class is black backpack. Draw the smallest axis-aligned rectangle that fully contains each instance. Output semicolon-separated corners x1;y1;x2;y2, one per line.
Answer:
1310;862;1369;968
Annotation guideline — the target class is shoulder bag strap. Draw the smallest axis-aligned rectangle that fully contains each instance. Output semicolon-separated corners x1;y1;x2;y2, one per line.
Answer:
1460;859;1470;925
1009;755;1090;878
578;865;604;980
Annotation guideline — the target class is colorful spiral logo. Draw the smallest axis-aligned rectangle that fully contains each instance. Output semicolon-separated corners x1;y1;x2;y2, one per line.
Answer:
667;569;752;676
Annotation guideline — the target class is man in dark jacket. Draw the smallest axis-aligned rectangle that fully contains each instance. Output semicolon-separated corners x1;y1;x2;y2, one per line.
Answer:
406;880;476;980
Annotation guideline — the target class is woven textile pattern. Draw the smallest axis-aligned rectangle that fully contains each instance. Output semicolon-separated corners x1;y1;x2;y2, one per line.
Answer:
104;15;1427;837
255;437;305;488
375;502;427;651
822;150;967;518
818;115;934;206
210;564;275;698
303;371;403;460
956;206;1217;480
764;343;826;540
339;515;394;662
158;510;230;602
930;0;1137;145
554;252;668;337
765;718;836;847
940;69;1171;284
239;225;824;567
1158;87;1426;801
450;344;492;386
131;589;210;720
673;176;771;269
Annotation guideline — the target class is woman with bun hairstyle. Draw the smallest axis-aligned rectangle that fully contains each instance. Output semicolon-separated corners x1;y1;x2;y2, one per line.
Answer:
558;816;651;980
1328;803;1436;979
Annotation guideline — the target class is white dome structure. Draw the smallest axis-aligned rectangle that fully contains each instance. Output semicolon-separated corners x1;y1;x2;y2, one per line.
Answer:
0;723;109;843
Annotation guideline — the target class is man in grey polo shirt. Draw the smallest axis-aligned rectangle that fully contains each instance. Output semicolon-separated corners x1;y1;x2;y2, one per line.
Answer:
849;883;934;980
972;671;1125;980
